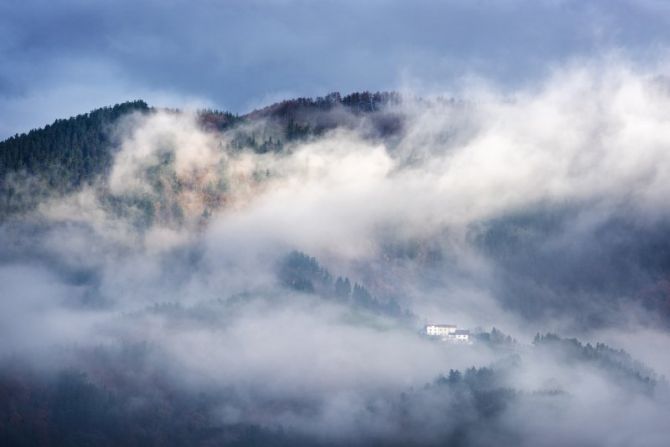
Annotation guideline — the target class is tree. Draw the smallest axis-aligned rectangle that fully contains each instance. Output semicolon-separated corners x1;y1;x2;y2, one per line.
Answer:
334;277;351;301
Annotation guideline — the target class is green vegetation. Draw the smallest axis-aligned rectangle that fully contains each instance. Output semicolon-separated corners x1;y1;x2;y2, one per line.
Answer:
533;333;658;391
278;250;410;319
0;100;149;188
0;100;150;217
0;92;403;220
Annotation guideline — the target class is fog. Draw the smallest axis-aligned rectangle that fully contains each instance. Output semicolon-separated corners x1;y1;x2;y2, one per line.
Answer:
2;61;670;445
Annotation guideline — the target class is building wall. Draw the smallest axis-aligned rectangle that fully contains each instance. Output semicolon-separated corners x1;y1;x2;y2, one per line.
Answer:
425;325;456;336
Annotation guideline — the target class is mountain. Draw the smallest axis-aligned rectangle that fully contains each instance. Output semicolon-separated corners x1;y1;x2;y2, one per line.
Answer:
0;91;402;177
3;93;670;328
0;92;403;218
2;89;670;447
0;100;151;217
0;100;150;187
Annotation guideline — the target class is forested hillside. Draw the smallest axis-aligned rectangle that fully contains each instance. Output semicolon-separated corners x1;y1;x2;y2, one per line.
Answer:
2;85;670;446
0;91;399;179
278;251;411;319
0;92;402;218
0;101;150;187
0;101;150;217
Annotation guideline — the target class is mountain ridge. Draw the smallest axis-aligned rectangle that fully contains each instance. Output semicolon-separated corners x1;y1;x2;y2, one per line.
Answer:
0;92;404;217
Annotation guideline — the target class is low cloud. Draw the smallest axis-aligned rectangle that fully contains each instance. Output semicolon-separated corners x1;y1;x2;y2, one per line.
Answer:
2;59;670;444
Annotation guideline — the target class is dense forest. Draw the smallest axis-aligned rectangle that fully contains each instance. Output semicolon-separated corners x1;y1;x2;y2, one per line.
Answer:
0;92;402;219
278;251;411;319
0;101;150;188
5;0;670;444
2;90;670;446
0;333;658;447
0;92;400;180
0;101;150;217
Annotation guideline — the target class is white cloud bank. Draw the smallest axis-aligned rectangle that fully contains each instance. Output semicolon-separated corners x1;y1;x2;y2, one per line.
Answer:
3;59;670;445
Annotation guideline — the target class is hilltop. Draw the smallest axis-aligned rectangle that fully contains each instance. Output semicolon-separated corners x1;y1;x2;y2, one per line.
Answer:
0;92;404;217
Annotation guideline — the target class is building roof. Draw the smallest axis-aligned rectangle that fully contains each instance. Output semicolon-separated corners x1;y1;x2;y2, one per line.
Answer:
454;329;470;335
426;324;456;328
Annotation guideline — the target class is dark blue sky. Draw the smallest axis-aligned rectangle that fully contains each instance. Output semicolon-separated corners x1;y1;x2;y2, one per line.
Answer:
2;0;670;138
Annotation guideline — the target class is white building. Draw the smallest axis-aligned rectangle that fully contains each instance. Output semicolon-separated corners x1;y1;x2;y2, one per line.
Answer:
424;324;471;344
452;329;471;343
425;324;456;337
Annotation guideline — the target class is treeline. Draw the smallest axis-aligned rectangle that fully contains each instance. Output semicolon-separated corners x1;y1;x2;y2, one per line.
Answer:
235;91;404;151
0;360;514;447
0;100;149;187
0;92;405;219
475;327;517;348
533;333;658;391
432;366;517;426
278;251;412;319
247;91;401;119
0;101;150;217
0;91;400;184
197;108;240;131
0;338;659;446
0;366;320;447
